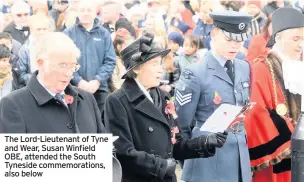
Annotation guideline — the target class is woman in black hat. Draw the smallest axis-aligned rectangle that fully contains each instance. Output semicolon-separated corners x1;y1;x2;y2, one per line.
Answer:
104;32;228;182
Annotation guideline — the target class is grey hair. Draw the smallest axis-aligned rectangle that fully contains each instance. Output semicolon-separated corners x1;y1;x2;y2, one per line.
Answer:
36;32;81;61
125;70;138;79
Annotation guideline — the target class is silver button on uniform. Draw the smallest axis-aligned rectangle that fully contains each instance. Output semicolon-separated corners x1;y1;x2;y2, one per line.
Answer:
67;123;73;129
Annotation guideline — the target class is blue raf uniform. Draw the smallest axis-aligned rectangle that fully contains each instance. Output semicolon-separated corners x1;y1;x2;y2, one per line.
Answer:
175;11;253;182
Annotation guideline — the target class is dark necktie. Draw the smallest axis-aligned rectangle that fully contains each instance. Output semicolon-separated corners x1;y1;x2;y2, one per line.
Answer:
225;60;234;83
55;93;64;103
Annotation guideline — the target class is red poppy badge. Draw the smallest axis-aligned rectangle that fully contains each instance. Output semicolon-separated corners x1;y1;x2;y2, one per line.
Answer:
165;97;176;115
63;94;74;104
213;91;222;105
171;126;179;144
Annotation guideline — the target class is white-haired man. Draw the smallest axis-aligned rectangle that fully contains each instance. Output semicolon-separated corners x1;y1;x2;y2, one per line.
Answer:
3;0;31;44
0;32;107;133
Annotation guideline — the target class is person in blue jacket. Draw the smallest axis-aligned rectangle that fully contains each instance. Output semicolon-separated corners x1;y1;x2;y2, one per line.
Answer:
63;1;116;118
295;0;304;10
192;1;217;50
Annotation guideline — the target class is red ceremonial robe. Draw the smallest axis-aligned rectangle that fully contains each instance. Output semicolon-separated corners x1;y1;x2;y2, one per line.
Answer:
245;52;296;182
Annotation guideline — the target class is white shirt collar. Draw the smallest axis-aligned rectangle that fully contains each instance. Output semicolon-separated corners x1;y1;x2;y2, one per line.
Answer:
15;24;23;30
134;78;154;103
211;49;231;67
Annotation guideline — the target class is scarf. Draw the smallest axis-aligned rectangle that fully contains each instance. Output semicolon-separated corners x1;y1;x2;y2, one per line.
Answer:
266;52;301;124
0;66;12;88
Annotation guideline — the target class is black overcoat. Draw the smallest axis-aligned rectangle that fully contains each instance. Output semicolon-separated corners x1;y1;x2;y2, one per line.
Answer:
0;72;106;133
104;78;214;182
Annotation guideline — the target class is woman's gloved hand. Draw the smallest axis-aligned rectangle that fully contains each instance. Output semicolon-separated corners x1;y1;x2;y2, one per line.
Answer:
206;131;228;149
164;158;177;177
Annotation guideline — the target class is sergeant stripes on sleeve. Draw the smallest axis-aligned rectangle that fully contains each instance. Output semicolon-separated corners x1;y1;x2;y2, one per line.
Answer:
176;90;192;106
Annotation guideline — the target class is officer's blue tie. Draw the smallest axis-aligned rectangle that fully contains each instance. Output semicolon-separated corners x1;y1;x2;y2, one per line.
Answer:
225;60;234;83
55;93;64;103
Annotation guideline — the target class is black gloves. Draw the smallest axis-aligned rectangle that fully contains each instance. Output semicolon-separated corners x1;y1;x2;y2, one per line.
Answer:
206;131;228;149
176;131;228;158
164;158;177;177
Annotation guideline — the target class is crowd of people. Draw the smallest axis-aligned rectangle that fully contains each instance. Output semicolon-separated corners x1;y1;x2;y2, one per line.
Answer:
0;0;303;182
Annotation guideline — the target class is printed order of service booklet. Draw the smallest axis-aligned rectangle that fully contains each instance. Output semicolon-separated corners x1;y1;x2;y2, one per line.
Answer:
200;102;256;133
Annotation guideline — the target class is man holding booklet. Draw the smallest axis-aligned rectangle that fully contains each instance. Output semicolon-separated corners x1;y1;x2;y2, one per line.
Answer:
175;11;253;182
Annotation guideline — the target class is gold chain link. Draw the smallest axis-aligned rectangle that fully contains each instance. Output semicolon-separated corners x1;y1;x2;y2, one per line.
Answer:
265;58;289;117
265;58;279;107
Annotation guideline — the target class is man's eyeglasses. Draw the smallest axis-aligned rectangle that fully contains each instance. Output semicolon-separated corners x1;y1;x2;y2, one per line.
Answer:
16;13;29;18
52;63;81;73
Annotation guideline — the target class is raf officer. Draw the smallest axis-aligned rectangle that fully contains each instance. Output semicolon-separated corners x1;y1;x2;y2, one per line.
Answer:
175;11;253;182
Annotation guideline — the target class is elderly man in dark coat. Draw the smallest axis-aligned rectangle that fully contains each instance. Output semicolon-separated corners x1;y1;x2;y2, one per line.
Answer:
0;32;106;133
104;32;228;182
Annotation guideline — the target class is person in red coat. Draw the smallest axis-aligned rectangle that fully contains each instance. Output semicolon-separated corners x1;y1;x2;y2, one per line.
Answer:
246;17;272;63
245;8;304;182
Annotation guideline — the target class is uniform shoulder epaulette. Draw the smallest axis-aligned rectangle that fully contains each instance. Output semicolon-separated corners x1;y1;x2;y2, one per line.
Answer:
182;69;194;79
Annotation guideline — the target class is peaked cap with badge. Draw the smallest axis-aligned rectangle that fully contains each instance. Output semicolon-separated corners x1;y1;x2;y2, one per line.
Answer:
210;11;253;41
120;32;171;79
170;18;191;34
266;7;304;47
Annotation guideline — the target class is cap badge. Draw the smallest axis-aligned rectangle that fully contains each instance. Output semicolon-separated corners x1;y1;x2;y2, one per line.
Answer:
238;23;245;31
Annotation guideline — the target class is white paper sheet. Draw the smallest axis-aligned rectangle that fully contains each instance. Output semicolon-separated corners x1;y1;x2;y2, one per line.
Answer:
200;104;243;133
